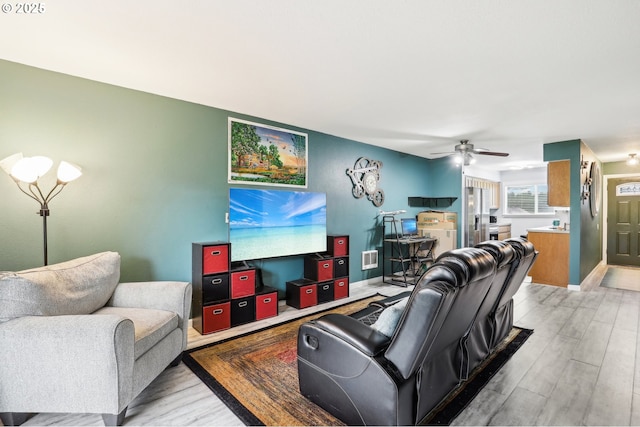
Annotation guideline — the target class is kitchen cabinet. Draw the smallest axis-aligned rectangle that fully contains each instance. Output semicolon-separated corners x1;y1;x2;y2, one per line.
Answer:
548;160;570;207
497;224;511;240
490;181;501;210
527;228;569;287
490;223;511;240
464;176;501;210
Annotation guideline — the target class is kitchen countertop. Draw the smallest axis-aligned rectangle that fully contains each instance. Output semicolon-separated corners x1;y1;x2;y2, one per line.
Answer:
527;226;570;234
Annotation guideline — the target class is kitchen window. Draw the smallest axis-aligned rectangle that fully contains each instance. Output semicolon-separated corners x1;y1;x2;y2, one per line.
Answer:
504;184;554;215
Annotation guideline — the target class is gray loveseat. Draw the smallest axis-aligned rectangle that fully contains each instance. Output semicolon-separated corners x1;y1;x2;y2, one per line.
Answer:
0;252;192;426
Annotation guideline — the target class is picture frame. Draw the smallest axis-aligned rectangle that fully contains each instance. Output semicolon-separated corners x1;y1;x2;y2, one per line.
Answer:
228;117;308;188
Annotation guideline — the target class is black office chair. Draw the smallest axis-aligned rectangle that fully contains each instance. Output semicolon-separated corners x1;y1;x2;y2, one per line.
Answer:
415;238;437;274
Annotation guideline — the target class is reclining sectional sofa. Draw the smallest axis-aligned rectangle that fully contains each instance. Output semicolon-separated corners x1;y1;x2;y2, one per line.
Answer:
297;237;537;426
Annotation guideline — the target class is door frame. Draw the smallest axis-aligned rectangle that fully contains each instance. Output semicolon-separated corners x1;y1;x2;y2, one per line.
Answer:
602;172;640;265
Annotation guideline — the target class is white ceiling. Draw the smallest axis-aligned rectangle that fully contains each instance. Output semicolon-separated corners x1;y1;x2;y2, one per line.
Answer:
2;0;640;170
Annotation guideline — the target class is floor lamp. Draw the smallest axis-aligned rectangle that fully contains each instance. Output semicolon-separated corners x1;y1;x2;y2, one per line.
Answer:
0;153;82;266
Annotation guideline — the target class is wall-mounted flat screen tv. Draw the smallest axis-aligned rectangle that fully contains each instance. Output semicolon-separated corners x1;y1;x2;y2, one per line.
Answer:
229;188;327;262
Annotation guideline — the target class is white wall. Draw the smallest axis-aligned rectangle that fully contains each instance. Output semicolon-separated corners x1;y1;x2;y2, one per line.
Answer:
498;166;558;238
464;165;501;182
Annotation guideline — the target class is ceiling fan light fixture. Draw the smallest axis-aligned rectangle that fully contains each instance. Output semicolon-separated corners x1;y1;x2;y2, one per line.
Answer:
466;153;476;165
431;139;509;165
453;152;475;166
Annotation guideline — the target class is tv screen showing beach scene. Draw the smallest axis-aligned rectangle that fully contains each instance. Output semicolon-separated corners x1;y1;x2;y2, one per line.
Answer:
229;188;327;261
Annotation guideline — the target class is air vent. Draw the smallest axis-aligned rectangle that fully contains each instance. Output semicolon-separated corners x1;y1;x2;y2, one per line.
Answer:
362;250;378;270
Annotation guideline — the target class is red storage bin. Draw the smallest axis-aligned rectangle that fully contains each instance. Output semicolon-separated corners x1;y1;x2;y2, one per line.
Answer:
334;278;349;300
304;256;334;282
327;235;349;257
202;301;231;334
202;243;230;275
231;269;256;298
256;287;278;320
286;279;317;309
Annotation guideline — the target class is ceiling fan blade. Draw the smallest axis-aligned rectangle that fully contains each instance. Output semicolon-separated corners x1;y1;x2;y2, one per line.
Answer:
473;150;509;157
429;139;509;160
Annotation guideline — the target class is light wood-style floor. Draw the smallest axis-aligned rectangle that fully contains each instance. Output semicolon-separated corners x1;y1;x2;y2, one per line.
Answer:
17;264;640;426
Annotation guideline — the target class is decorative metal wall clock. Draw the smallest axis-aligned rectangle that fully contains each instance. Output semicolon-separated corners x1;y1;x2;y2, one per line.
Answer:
580;157;591;203
346;157;385;207
589;161;601;217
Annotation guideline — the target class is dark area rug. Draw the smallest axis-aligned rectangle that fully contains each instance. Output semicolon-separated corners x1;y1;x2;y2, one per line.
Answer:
183;296;383;426
183;297;533;426
421;327;533;425
600;266;640;291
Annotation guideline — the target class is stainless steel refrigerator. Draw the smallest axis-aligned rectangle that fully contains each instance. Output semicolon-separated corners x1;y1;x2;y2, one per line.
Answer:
465;187;489;246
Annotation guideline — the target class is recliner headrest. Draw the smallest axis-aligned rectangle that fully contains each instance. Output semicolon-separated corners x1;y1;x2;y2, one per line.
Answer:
475;240;516;269
505;237;536;259
435;247;496;287
414;262;461;289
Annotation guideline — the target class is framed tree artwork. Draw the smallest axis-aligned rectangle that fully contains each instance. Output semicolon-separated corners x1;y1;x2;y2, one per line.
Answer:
228;117;308;188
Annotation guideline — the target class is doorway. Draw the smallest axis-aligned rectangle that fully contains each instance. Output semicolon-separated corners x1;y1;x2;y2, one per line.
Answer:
606;176;640;267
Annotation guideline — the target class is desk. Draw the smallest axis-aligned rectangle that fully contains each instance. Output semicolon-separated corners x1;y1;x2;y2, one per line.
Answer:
383;236;436;286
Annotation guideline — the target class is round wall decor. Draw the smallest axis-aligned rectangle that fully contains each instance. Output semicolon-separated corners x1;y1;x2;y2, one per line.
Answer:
589;161;601;217
346;157;385;207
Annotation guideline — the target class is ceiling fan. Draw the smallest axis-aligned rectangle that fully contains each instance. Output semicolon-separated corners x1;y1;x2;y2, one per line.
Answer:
431;140;509;166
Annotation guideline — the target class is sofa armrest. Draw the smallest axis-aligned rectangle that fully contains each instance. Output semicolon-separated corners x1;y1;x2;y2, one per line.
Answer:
108;281;192;350
0;314;134;414
108;281;191;323
368;291;412;309
298;313;392;383
309;313;390;356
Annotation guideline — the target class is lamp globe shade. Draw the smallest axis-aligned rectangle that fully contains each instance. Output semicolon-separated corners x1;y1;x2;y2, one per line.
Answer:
57;161;82;183
10;157;41;183
30;156;53;177
0;153;24;176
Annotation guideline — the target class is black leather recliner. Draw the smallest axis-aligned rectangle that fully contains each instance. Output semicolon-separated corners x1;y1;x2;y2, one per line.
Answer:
467;240;517;372
297;247;497;425
490;237;538;348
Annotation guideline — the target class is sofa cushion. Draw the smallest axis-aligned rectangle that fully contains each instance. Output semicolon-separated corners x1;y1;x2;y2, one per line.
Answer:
94;306;179;359
370;297;409;337
0;252;121;322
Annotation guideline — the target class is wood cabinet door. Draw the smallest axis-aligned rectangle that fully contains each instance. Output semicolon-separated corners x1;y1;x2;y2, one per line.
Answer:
528;232;569;287
490;182;501;209
547;160;571;207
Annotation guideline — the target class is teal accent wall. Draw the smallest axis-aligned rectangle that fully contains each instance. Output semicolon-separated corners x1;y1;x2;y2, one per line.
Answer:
0;59;462;293
543;139;602;286
424;157;463;247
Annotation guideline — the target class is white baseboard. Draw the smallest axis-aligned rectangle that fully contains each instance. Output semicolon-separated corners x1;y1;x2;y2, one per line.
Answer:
349;276;384;287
